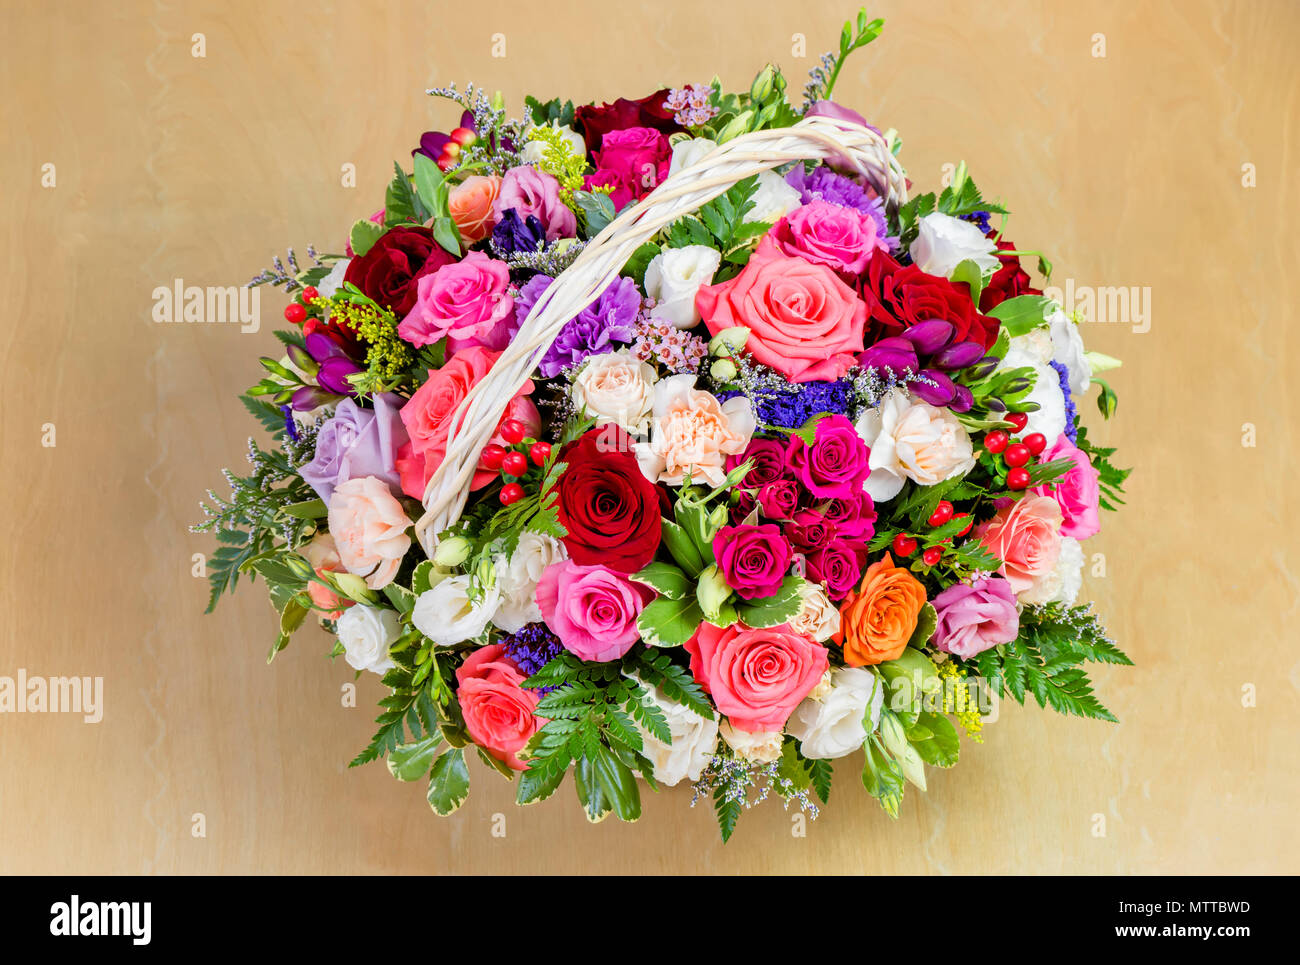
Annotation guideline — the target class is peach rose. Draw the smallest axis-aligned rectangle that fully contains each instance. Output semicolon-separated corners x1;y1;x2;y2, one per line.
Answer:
975;495;1063;602
327;475;412;590
695;236;867;382
447;174;502;243
835;552;927;666
634;373;756;486
455;644;543;770
301;532;352;620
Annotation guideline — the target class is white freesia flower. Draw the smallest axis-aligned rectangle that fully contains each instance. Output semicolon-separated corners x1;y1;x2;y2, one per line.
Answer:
1045;536;1085;606
316;258;351;299
668;137;718;176
412;574;500;647
999;333;1067;449
492;532;568;633
909;212;1000;279
631;681;719;785
744;169;801;224
719;720;784;764
1047;303;1091;396
570;349;659;434
335;605;400;675
521;122;586;166
855;388;976;501
786;667;884;760
789;582;840;643
644;245;722;329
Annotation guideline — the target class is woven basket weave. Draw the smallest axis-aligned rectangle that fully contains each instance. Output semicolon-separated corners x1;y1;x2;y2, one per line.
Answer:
414;114;909;554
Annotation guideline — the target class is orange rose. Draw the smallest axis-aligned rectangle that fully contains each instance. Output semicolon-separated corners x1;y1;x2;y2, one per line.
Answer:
447;174;502;243
834;552;927;666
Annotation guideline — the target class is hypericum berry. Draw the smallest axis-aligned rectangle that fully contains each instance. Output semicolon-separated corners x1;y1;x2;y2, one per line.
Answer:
499;482;525;505
449;127;477;146
480;443;507;470
952;513;973;537
442;141;461;158
529;441;552;466
502;451;528;477
436;154;456;172
928;500;954;528
984;430;1009;454
499;419;526;444
1006;412;1029;433
921;546;943;566
1007;467;1031;491
1022;432;1047;456
284;303;306;324
1003;443;1031;468
892;533;918;557
301;285;319;303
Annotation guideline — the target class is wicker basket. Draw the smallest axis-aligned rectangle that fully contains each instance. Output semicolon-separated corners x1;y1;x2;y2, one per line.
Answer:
414;114;909;554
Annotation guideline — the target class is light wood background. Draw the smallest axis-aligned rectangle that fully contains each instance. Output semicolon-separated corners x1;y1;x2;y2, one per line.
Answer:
1;0;1296;875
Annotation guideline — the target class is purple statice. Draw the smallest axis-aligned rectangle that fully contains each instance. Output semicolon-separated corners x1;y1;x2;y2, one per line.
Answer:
720;379;852;429
537;275;640;378
490;208;547;260
280;405;300;443
962;210;994;235
500;623;563;690
785;164;897;251
1049;359;1078;443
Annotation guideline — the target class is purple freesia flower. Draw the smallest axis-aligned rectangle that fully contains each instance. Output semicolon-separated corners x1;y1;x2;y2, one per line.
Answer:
537;275;641;378
298;394;408;504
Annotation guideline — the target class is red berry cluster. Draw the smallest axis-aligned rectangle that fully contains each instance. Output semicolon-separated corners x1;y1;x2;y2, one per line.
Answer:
282;286;320;324
480;419;551;505
436;127;477;173
890;500;974;569
983;411;1045;491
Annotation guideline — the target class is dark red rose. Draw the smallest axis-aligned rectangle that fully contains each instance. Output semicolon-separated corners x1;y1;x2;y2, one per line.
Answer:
554;425;663;573
858;252;999;352
726;436;791;489
574;89;683;153
805;539;870;601
785;508;837;552
979;238;1042;312
343;225;455;316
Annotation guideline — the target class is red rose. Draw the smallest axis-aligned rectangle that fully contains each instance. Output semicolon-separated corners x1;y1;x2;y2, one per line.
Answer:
858;252;999;352
554;425;663;573
343;225;455;316
979;238;1042;312
574;89;683;153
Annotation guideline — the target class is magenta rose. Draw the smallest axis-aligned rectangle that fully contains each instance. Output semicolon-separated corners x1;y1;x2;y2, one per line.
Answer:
819;490;877;541
805;538;869;601
713;523;792;600
492;165;577;241
758;480;801;521
931;576;1019;659
584;126;671;210
726;436;792;488
771;199;887;275
396;251;514;349
788;414;871;499
784;508;837;552
1032;435;1101;539
535;560;652;662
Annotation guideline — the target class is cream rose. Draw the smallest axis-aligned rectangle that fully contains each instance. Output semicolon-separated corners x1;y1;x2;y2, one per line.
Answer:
785;667;884;759
570;349;658;434
631;681;719;785
718;720;784;764
412;574;501;647
909;211;1000;278
335;605;400;675
635;374;756;486
744;169;802;224
644;245;722;329
492;532;568;633
789;582;841;643
855;388;976;501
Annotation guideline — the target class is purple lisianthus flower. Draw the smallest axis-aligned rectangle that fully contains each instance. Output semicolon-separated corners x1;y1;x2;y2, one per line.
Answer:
298;394;408;504
931;576;1019;659
788;414;870;499
537;275;640;378
491;208;547;258
713;523;792;600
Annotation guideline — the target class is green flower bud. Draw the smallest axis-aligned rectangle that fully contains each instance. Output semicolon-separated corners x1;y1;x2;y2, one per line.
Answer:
332;572;374;602
749;65;775;104
710;358;738;382
708;326;750;355
283;553;316;582
433;535;471;567
695;564;733;622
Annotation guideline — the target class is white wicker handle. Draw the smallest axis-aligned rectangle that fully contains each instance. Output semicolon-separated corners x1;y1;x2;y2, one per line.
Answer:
414;114;908;554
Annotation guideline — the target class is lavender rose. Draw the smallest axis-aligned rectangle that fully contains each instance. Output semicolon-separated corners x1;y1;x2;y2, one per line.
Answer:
713;523;792;600
789;414;872;500
931;576;1019;658
299;394;408;504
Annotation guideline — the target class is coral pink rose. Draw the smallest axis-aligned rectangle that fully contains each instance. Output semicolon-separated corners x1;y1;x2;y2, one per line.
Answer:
447;174;502;243
396;346;539;500
695;237;867;382
770;199;888;275
326;475;412;590
397;251;514;349
455;644;543;771
535;560;652;662
301;532;352;620
1032;435;1101;539
975;495;1063;601
685;622;829;731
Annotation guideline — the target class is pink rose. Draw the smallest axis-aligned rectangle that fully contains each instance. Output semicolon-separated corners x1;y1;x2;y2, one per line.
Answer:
536;560;652;663
455;644;543;771
492;165;576;241
397;252;514;349
975;495;1063;600
713;524;792;600
584;126;671;210
1032;435;1101;539
695;237;867;383
685;622;829;731
326;475;412;590
930;576;1019;659
771;199;888;275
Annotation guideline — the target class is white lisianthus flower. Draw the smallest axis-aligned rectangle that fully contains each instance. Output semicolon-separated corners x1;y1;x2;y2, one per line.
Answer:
719;720;784;764
631;681;719;785
1045;536;1085;606
521;122;586;166
668;136;718;176
570;349;659;434
909;212;1000;278
786;667;884;760
789;583;841;643
1047;303;1091;396
412;574;500;647
999;332;1067;449
644;245;722;329
316;258;351;299
743;169;801;224
492;533;568;633
855;388;977;501
335;605;400;675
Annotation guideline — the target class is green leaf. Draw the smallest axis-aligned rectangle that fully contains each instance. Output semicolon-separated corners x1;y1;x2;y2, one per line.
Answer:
239;394;287;437
659;518;705;577
908;711;960;768
385;161;429;226
426;748;471;815
349;218;385;258
412;153;447;214
861;736;905;818
631;562;691;600
621;242;662;288
637;595;705;647
906;602;937;649
280;498;326;520
516;764;566;805
574;190;618;235
949;258;985;307
387;735;442;781
987;294;1055;338
431;215;461;257
808;758;833;804
878;710;926;791
735;576;803;628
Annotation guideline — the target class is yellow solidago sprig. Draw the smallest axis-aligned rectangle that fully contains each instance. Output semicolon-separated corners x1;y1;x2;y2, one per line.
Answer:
937;657;984;742
313;294;414;396
524;124;589;206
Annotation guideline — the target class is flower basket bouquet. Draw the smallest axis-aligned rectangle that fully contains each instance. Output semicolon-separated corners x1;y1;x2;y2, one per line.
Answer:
196;10;1131;838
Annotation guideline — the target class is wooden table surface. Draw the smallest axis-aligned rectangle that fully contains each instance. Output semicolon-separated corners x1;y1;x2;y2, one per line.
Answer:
1;0;1296;874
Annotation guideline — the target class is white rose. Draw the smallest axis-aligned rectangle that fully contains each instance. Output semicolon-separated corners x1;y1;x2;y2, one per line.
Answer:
668;137;718;176
316;258;350;299
786;667;884;759
644;245;722;329
1047;304;1091;396
521;122;586;166
743;169;801;224
411;574;500;647
999;336;1067;450
335;605;400;675
492;533;567;633
855;388;977;501
789;583;840;643
1046;536;1084;606
909;212;1000;279
570;349;659;433
719;720;784;764
632;682;719;785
